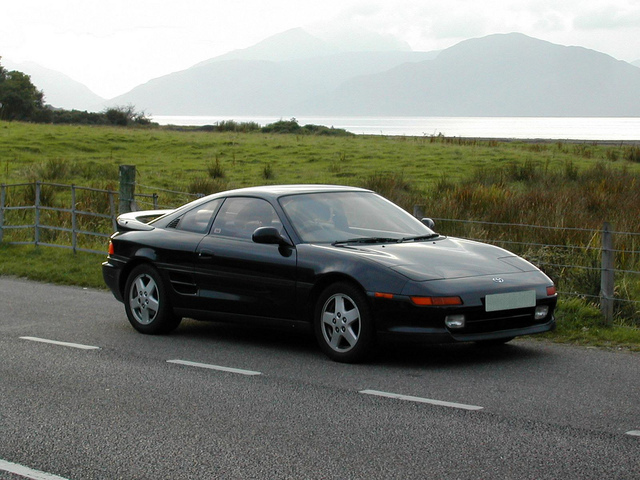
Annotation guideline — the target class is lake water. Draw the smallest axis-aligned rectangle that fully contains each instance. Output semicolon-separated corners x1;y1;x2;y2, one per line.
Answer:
152;115;640;141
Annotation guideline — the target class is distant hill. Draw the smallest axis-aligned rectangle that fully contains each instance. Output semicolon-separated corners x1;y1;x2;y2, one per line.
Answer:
17;29;635;117
1;59;104;111
194;27;412;64
314;33;640;117
108;31;640;117
106;28;437;115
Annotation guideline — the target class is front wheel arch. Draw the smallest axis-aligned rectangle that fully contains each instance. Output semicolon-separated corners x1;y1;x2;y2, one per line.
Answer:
305;274;369;321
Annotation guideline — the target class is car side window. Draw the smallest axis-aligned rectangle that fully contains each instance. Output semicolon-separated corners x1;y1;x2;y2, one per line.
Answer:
176;199;222;234
211;197;281;240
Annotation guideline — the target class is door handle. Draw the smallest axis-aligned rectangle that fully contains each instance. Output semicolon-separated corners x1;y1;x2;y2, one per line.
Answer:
198;249;215;260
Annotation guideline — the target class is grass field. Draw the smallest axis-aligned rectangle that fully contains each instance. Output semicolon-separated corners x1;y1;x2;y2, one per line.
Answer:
1;120;639;349
3;121;639;195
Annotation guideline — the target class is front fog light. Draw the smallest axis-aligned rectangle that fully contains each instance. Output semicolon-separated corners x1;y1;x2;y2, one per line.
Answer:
535;305;549;320
445;314;466;329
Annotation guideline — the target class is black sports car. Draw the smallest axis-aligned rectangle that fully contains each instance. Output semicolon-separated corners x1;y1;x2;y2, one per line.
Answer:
102;185;557;362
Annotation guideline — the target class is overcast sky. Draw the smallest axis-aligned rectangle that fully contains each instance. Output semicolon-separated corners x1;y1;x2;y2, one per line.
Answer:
2;0;639;99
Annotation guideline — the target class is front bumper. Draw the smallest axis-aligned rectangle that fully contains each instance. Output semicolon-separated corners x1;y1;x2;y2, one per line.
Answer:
371;294;557;344
381;316;556;344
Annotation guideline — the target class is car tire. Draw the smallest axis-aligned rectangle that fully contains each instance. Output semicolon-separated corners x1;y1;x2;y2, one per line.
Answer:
124;264;181;334
314;282;375;363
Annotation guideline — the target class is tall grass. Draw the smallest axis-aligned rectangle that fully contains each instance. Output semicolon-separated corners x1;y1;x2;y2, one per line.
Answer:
421;161;640;325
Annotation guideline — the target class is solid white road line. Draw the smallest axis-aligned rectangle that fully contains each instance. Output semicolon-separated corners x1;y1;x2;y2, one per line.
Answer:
167;359;262;376
0;459;69;480
20;337;100;350
626;430;640;437
360;389;484;411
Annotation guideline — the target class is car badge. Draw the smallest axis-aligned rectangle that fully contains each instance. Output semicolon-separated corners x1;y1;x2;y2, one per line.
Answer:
492;277;505;283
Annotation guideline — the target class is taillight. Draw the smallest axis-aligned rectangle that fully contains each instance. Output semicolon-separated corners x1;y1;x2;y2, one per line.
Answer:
546;286;557;296
108;241;114;255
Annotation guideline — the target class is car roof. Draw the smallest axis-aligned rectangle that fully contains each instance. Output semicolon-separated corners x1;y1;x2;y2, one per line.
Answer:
213;184;371;200
163;185;373;219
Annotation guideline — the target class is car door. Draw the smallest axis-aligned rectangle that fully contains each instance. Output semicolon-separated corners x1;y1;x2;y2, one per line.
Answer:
193;197;297;319
151;198;223;305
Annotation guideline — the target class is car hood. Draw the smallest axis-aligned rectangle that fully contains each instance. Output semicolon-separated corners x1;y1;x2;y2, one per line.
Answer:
333;237;539;281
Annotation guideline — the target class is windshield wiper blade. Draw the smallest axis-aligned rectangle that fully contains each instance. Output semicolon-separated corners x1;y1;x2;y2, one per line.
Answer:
399;233;440;242
332;237;400;246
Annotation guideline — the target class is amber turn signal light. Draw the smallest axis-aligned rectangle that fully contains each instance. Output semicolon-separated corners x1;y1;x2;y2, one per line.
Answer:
374;292;394;299
411;296;463;306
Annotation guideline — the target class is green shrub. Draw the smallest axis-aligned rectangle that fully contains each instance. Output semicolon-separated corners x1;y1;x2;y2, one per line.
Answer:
207;157;225;179
262;163;274;180
623;146;640;163
188;178;228;196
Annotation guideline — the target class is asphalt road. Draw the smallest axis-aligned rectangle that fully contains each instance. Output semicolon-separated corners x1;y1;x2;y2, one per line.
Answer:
1;277;639;479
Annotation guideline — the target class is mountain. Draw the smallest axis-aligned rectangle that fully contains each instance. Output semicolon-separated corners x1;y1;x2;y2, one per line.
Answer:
315;33;640;117
194;28;341;64
108;31;640;117
107;51;438;115
3;31;638;116
193;27;412;65
106;28;436;115
1;59;104;111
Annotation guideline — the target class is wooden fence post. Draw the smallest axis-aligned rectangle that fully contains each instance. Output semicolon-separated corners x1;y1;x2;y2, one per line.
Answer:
109;191;117;231
71;185;77;253
119;165;136;214
600;222;614;324
34;181;41;246
0;184;5;243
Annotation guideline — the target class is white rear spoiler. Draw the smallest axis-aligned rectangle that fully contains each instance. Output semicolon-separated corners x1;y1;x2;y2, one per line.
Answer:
116;209;174;232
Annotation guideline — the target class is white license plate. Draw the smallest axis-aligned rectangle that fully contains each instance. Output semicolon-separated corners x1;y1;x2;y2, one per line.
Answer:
485;290;536;312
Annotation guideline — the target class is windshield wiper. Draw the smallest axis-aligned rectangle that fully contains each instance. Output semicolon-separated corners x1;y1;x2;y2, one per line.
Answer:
399;233;440;242
332;237;400;246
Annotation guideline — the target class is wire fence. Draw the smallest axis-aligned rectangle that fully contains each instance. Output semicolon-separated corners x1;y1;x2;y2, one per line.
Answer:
0;182;118;254
133;182;204;210
1;180;638;323
0;181;204;253
422;214;640;323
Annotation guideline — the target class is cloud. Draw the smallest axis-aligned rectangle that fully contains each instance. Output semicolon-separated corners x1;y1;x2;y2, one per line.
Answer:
574;5;640;30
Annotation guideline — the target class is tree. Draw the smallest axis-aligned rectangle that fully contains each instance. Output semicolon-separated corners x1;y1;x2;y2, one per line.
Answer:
0;58;45;121
103;104;152;126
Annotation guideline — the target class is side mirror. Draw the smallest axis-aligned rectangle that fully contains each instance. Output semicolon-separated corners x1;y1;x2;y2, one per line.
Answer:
421;218;435;229
252;226;293;247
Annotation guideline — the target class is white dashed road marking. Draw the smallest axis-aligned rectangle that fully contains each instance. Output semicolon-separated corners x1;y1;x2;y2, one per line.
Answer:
626;430;640;437
20;337;100;350
360;389;484;411
0;458;69;480
167;359;262;376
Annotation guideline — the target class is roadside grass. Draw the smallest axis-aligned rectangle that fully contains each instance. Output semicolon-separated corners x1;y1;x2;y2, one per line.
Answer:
0;244;105;289
1;120;639;350
540;298;640;352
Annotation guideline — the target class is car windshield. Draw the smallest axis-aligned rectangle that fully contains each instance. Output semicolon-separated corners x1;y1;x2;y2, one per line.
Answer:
279;191;435;243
